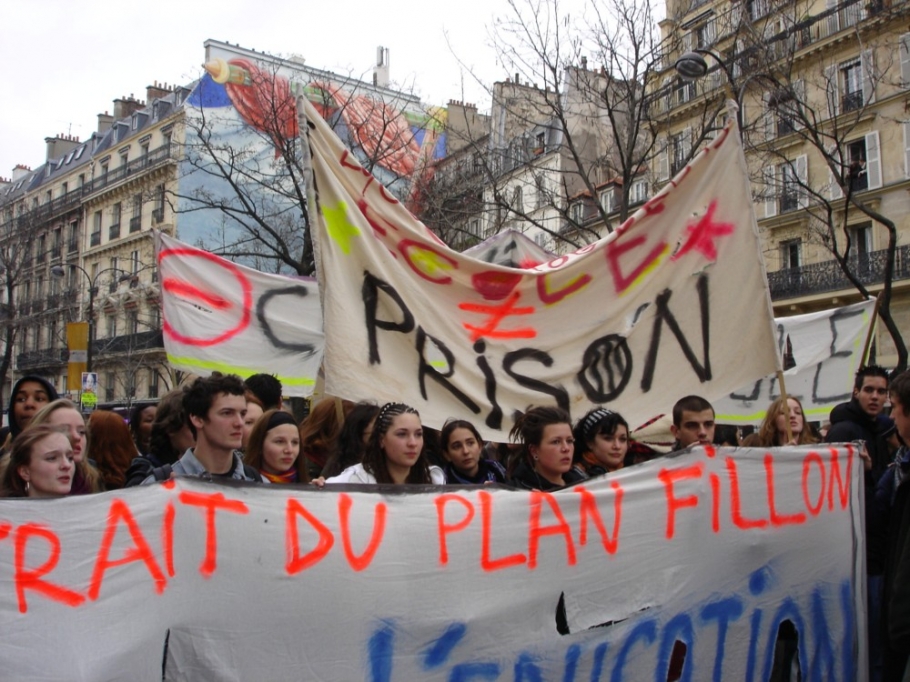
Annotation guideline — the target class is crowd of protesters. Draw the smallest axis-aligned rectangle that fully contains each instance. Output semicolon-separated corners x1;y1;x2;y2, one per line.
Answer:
0;366;908;680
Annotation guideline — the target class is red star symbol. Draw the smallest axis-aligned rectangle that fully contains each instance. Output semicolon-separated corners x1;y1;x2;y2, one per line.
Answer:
671;200;735;262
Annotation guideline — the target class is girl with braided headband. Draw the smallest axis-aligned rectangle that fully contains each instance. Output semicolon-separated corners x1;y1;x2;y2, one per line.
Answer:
324;403;445;485
572;408;630;478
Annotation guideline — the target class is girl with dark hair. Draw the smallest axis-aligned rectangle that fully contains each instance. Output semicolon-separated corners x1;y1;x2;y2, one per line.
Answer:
572;408;630;478
244;409;307;484
508;406;586;491
145;388;195;467
30;399;103;494
123;388;195;487
324;403;444;485
129;402;157;455
320;402;380;479
440;419;507;484
89;410;140;490
1;424;74;498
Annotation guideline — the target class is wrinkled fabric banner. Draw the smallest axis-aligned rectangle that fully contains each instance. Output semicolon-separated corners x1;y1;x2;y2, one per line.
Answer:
715;299;876;424
156;231;324;395
305;98;780;440
0;445;864;680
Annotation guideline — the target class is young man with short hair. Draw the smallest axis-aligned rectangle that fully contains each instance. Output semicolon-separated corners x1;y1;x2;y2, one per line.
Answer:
142;373;263;483
826;365;891;478
670;395;715;450
244;373;283;412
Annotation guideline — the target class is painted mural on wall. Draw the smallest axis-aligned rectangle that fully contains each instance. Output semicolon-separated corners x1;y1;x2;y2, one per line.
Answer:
178;43;445;273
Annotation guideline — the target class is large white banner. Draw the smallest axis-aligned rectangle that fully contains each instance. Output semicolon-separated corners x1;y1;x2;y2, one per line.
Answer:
0;445;865;680
156;231;324;395
715;299;876;424
305;98;780;439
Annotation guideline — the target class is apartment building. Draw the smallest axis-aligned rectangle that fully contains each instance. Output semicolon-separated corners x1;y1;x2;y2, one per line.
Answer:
0;84;185;407
424;66;632;253
1;40;449;407
653;0;910;367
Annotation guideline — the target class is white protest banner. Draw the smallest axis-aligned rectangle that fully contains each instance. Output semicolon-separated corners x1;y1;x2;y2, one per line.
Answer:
463;228;555;268
156;231;324;395
0;445;864;680
305;98;780;439
714;299;876;424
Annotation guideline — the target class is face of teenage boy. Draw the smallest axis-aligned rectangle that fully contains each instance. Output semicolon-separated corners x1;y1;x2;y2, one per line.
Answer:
671;409;715;448
855;376;888;417
891;394;910;444
192;393;247;453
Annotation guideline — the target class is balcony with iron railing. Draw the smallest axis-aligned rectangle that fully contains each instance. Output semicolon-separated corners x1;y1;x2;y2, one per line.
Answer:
108;223;121;240
82;143;176;196
129;215;141;233
95;329;164;356
16;347;68;371
767;245;910;300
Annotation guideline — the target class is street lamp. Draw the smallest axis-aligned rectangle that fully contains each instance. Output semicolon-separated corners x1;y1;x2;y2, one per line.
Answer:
674;48;779;134
50;264;135;373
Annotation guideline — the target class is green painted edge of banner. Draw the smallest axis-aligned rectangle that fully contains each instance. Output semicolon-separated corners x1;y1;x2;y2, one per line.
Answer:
166;354;316;387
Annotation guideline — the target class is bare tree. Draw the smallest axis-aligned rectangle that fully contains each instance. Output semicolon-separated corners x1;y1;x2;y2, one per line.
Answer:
419;0;721;251
736;0;909;370
174;54;438;275
0;211;40;398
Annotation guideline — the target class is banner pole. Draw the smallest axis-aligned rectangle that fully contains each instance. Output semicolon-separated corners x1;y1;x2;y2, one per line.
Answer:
859;294;882;369
776;370;793;444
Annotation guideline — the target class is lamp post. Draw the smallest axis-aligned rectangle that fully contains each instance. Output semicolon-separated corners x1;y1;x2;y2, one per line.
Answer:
50;264;134;373
674;48;779;134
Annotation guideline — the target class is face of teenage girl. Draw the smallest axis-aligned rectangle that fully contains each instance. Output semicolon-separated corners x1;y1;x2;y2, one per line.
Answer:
18;432;74;498
775;398;804;442
588;424;629;472
46;408;87;464
380;413;423;480
261;424;301;475
13;381;51;430
137;406;157;444
445;427;482;477
529;423;574;485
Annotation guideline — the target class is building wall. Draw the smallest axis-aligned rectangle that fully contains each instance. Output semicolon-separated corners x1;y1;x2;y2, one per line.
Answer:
653;0;910;367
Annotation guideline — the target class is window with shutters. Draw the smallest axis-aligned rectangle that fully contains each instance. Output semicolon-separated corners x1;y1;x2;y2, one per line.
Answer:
841;59;863;112
844;133;881;192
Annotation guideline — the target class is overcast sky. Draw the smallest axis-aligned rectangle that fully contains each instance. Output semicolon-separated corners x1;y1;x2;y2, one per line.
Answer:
0;0;513;176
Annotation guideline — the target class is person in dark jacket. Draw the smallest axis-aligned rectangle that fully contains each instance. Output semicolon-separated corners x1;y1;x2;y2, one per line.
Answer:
440;419;507;485
508;406;586;491
881;370;910;681
829;365;893;682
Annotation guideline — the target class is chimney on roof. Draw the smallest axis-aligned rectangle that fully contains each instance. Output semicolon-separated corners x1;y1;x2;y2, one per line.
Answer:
12;164;31;181
373;46;390;88
146;80;173;103
45;134;81;163
97;111;114;133
113;95;144;120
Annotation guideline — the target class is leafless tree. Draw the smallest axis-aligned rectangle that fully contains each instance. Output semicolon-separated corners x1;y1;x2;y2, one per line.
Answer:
736;0;909;370
173;56;435;275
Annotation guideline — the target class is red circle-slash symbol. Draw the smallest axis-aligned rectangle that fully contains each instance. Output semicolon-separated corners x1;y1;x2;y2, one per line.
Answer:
159;248;253;347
